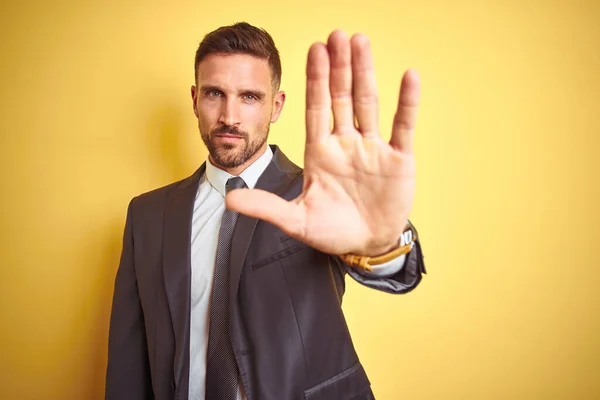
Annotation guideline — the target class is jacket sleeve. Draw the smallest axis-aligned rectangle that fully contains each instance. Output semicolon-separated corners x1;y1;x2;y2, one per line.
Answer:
105;198;153;399
339;222;426;294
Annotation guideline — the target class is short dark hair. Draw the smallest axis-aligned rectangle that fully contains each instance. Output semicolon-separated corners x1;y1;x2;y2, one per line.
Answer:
194;22;282;90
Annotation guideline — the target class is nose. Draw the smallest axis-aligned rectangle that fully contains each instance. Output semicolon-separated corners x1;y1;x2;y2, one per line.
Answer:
218;97;241;126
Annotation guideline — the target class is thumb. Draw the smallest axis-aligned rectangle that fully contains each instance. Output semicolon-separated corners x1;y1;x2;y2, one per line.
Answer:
225;188;305;238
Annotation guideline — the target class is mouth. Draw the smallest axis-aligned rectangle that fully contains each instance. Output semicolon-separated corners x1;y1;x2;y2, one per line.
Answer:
214;133;244;142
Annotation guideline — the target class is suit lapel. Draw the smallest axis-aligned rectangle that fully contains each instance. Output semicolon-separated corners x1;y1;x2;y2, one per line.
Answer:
162;164;204;390
228;145;303;307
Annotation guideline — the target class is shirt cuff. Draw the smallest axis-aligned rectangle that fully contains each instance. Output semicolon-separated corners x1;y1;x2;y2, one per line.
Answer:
343;253;407;278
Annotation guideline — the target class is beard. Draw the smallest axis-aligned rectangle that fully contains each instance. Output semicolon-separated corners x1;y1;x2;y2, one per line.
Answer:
200;123;269;169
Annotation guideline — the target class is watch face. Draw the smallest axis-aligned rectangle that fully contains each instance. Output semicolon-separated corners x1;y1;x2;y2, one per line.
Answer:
401;229;413;247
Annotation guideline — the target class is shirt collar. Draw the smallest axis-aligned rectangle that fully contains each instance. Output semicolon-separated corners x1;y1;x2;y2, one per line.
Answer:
205;145;274;197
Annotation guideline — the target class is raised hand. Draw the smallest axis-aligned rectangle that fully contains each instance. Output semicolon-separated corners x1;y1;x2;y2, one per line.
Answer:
227;30;421;257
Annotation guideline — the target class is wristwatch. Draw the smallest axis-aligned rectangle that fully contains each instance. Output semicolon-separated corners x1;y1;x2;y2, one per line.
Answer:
339;221;417;272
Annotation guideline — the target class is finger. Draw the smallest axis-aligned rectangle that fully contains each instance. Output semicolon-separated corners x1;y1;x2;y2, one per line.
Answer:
327;30;355;134
390;69;421;152
226;188;306;239
306;42;331;144
351;34;379;138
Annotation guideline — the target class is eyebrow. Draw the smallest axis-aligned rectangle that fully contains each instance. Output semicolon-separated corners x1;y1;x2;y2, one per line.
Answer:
199;85;266;100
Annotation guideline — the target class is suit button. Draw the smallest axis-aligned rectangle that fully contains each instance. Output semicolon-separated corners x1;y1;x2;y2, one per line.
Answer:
171;380;176;389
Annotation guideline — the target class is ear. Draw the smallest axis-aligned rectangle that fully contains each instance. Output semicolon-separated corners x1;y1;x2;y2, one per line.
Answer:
270;91;286;123
191;85;199;118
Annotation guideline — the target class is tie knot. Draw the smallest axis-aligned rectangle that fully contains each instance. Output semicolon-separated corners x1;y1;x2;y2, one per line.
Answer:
226;176;247;193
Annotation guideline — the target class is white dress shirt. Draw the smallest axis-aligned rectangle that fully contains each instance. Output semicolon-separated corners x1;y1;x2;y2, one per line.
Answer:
187;145;406;400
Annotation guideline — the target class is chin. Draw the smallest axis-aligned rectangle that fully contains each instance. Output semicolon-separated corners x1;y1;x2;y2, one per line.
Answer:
211;147;247;169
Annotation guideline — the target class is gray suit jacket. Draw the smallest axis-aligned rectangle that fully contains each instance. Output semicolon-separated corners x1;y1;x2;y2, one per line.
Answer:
106;145;426;400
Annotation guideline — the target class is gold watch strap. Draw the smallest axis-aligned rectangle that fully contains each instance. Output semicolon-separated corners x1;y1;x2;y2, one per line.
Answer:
339;222;417;272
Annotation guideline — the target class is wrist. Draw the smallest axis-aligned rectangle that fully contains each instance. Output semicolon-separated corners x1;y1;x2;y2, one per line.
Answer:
362;241;400;258
339;222;416;272
361;220;412;257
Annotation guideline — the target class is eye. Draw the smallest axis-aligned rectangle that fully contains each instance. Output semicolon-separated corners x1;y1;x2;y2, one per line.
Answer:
242;94;258;101
206;90;222;97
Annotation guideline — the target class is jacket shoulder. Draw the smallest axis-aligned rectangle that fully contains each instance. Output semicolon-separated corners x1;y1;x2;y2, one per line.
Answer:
128;170;199;215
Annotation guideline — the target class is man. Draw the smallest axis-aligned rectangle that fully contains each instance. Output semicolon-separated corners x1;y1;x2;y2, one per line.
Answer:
106;22;426;400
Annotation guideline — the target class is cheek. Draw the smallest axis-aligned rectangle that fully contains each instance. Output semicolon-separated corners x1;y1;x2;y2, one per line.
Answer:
242;105;272;130
197;104;220;129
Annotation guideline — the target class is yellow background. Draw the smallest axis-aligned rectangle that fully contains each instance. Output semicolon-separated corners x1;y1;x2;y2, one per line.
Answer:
1;0;599;398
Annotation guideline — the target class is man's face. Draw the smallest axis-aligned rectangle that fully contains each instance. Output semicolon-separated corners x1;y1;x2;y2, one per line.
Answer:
192;53;285;170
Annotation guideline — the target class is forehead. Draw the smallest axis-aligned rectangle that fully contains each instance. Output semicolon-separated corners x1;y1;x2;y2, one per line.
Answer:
197;53;272;89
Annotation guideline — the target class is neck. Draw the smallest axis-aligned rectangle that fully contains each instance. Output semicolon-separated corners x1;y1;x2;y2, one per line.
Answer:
210;143;268;176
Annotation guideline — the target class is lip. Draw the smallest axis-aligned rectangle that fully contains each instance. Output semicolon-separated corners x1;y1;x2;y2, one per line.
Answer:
215;133;243;140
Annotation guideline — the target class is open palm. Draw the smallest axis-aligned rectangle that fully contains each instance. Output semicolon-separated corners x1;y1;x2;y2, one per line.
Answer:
227;30;421;257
